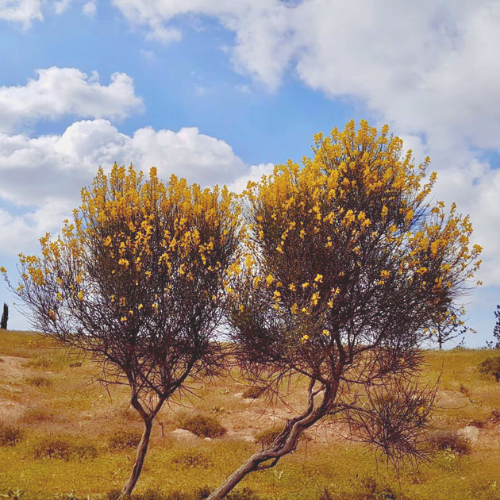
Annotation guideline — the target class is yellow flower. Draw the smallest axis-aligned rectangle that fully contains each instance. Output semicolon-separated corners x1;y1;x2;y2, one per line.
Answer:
138;304;143;310
322;329;330;336
121;316;127;322
266;274;274;286
301;334;309;342
289;283;296;291
0;266;6;273
77;291;84;301
57;292;63;301
302;282;309;289
239;305;244;312
314;274;323;282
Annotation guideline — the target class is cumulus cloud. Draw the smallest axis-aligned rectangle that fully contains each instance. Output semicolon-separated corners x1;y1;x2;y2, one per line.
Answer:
110;0;500;290
0;119;253;255
0;67;143;133
0;0;43;29
82;0;96;17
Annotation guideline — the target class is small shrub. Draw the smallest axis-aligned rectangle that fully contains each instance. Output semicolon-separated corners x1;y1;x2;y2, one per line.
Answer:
0;423;23;446
171;449;213;469
0;488;24;499
136;489;170;500
242;386;265;399
478;356;500;381
23;357;52;369
103;489;122;500
108;430;142;450
226;488;261;500
21;408;54;424
179;415;227;438
428;430;470;455
26;376;52;388
469;419;485;428
254;425;282;448
33;435;97;461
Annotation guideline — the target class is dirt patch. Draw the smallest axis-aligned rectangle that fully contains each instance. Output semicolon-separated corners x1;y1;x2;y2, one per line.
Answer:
0;398;25;420
0;355;31;380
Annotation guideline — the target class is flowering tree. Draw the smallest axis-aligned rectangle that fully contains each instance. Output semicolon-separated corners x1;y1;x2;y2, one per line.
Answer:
208;120;482;499
2;165;241;498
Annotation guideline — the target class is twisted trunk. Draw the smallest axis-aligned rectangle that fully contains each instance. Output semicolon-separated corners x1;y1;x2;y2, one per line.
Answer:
208;381;334;499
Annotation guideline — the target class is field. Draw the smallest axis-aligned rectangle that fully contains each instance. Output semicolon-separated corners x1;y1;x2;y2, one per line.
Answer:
2;331;500;499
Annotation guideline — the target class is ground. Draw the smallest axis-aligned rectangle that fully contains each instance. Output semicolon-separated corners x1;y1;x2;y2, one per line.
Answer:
2;330;500;499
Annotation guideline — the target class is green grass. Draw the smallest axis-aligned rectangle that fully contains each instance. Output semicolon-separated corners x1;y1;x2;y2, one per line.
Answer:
2;331;500;499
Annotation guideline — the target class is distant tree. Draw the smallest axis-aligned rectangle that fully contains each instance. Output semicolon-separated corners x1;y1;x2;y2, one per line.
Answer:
491;303;500;348
431;306;472;350
208;120;482;499
2;165;241;498
0;303;8;330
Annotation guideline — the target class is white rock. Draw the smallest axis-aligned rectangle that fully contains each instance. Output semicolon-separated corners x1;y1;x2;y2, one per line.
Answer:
458;426;480;443
171;428;198;440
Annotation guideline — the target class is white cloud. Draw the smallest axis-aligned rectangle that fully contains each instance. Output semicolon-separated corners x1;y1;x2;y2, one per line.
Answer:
0;67;143;133
0;119;254;255
54;0;70;14
110;0;500;291
228;163;273;193
0;0;43;29
82;0;96;17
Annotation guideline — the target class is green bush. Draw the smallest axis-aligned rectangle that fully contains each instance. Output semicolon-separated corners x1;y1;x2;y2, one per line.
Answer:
428;430;470;455
179;415;227;438
171;449;213;469
20;408;54;424
25;376;52;388
253;425;282;447
242;386;265;399
108;430;142;450
33;435;97;461
0;422;23;446
226;488;261;500
23;357;52;369
478;356;500;381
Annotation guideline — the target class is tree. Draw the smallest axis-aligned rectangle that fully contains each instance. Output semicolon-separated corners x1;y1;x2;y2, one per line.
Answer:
208;120;482;499
2;165;241;498
0;303;8;330
491;303;500;348
430;306;471;349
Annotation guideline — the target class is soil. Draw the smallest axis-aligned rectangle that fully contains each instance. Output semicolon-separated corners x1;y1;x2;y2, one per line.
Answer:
1;353;499;451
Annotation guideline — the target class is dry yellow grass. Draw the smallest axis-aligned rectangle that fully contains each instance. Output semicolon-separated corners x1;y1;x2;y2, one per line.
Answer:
2;330;500;499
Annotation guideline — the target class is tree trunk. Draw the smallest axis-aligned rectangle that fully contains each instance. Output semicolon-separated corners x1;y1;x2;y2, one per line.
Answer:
207;451;273;499
120;419;153;498
208;400;324;498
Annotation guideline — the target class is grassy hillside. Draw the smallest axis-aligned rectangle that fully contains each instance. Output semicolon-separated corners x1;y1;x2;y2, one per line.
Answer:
2;330;500;499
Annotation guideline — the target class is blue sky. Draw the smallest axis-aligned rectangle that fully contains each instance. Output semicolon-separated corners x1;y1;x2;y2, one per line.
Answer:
1;0;500;347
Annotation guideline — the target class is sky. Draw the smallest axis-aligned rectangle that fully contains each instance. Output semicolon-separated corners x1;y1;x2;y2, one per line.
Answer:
1;0;499;347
